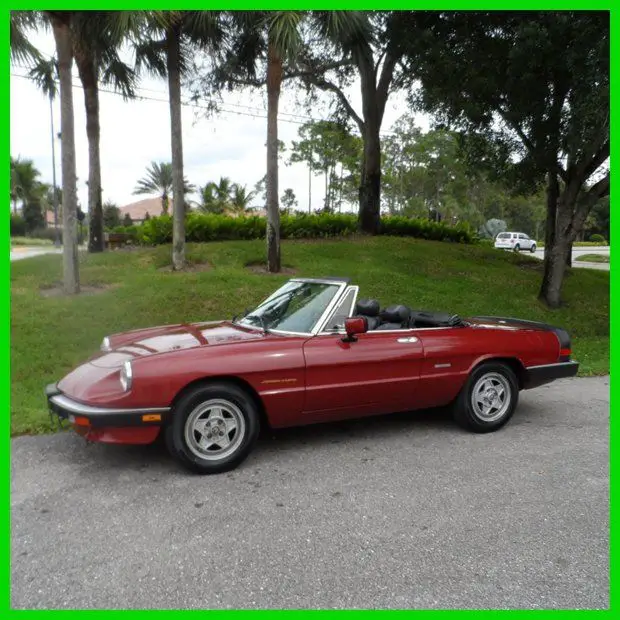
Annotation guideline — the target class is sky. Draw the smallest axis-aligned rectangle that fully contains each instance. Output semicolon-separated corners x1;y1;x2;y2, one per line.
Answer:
10;28;429;214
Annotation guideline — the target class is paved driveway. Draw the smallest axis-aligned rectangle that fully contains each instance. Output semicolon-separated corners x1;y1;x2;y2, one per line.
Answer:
10;247;62;262
11;376;608;610
531;246;610;271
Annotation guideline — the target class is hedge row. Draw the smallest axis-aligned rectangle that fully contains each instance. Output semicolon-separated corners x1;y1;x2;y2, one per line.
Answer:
131;213;476;245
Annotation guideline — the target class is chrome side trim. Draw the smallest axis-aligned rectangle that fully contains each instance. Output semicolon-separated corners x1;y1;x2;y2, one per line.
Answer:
50;394;170;416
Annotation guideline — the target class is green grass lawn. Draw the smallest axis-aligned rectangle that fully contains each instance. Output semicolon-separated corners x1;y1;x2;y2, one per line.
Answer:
10;237;610;435
575;253;610;263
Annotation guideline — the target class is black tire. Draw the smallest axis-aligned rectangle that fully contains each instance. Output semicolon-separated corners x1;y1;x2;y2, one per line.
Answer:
452;361;519;433
530;244;537;253
166;382;260;474
513;244;521;252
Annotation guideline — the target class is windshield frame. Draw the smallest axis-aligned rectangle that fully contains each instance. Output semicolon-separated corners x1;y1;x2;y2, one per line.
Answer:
236;278;350;337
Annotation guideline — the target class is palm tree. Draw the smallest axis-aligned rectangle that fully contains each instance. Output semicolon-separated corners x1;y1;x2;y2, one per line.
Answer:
10;156;41;214
11;11;79;293
217;12;364;271
230;184;255;213
135;11;224;270
10;11;42;66
46;11;79;294
71;12;139;253
198;182;221;213
28;57;61;244
134;161;194;215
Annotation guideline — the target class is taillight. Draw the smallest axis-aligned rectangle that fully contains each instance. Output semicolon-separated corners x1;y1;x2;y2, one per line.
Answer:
559;348;571;362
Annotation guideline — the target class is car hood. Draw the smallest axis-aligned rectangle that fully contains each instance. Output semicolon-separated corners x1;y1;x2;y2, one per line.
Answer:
91;321;265;368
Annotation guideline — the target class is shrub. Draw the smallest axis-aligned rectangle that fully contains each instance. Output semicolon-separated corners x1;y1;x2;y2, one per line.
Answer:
10;214;26;237
589;233;606;244
135;213;476;246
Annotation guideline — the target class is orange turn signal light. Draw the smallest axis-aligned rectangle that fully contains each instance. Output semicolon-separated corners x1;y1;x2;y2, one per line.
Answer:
142;414;161;422
71;415;90;427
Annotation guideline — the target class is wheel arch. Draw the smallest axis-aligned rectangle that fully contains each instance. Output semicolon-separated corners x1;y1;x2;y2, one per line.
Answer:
468;356;527;389
169;375;271;430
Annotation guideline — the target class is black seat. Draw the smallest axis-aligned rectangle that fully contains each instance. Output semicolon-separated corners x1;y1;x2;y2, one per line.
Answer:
354;298;381;330
376;304;412;330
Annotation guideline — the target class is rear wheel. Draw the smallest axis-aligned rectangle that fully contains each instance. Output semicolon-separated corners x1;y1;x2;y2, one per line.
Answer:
513;244;521;252
453;362;519;432
166;382;260;474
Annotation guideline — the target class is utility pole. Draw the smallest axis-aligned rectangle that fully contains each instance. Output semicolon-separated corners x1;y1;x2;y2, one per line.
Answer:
49;95;61;247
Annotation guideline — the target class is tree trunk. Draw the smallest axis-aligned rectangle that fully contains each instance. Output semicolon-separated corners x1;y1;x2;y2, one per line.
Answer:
75;47;104;253
359;123;381;234
265;41;282;273
539;173;559;304
539;175;589;307
308;163;312;213
167;27;186;271
324;168;329;211
49;13;79;295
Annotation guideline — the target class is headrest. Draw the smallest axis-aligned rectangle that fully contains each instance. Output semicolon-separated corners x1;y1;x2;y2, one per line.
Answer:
380;304;411;324
355;298;380;317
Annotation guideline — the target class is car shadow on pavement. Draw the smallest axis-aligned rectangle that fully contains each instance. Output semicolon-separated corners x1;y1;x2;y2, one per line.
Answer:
35;399;548;477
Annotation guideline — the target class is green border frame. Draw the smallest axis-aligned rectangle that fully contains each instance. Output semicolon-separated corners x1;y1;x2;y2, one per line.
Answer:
5;3;615;615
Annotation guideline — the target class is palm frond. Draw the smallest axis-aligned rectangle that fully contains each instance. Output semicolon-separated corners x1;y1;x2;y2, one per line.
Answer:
28;57;58;99
100;55;137;100
134;38;167;78
267;11;304;61
10;11;43;66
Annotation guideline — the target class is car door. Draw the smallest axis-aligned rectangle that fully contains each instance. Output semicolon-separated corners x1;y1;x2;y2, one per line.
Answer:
302;327;425;419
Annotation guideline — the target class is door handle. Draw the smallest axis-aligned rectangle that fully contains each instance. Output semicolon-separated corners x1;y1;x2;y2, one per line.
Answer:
397;337;419;343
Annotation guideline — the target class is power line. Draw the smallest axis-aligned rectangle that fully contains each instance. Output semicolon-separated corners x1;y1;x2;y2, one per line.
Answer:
11;68;397;137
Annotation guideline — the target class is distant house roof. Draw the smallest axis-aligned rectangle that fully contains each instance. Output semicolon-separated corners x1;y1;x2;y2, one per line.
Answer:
119;197;170;221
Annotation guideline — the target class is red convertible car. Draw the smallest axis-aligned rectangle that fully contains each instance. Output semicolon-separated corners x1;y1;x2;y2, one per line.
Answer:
46;277;578;474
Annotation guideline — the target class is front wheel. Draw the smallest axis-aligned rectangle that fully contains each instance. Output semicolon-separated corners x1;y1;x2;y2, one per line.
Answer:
166;382;260;474
452;362;519;433
530;244;537;253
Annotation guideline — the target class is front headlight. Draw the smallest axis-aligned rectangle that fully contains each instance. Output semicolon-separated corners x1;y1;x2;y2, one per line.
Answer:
120;360;133;392
101;337;111;352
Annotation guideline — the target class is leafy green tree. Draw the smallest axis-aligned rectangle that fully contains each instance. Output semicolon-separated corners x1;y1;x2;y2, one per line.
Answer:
122;213;133;227
410;11;609;307
103;202;122;229
23;198;46;233
299;12;429;232
289;120;360;212
280;188;297;213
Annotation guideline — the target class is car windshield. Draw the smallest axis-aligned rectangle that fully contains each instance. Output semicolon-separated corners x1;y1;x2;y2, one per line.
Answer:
237;280;342;334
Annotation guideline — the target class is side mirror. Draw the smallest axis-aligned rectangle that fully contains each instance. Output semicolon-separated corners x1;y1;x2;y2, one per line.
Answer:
342;317;368;342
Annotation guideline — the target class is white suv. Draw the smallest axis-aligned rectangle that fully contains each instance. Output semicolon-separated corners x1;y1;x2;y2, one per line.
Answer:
494;232;537;253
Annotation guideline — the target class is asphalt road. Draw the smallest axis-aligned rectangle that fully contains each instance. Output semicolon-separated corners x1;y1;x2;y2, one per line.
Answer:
11;376;609;610
531;246;610;271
